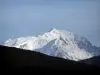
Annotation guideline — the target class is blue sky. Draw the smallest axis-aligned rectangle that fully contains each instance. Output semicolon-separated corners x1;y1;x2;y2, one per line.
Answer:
0;0;100;46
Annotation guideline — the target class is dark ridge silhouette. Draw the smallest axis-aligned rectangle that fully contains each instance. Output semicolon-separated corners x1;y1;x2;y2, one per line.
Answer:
80;55;100;67
0;45;100;73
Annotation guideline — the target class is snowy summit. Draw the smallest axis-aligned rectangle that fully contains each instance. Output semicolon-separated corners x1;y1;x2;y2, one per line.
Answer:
3;28;100;61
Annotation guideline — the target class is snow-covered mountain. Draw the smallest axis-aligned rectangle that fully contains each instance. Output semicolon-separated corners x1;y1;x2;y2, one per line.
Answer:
3;28;100;61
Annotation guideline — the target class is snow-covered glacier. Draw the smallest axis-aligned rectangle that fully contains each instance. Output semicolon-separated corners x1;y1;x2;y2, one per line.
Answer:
3;28;100;61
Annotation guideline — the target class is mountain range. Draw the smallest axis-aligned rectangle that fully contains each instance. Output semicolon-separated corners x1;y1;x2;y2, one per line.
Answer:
3;28;100;61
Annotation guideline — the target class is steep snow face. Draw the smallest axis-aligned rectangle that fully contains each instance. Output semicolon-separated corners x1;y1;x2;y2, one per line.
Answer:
3;28;100;61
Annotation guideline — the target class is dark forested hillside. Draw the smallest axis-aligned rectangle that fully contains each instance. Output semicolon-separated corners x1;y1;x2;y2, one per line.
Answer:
80;55;100;67
0;45;100;73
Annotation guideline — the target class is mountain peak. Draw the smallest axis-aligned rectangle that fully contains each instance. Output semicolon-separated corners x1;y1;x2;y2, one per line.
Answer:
49;28;60;35
3;28;100;61
49;28;58;32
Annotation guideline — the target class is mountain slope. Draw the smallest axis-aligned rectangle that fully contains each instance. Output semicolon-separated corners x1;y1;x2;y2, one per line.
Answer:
80;55;100;67
3;28;100;61
1;45;99;72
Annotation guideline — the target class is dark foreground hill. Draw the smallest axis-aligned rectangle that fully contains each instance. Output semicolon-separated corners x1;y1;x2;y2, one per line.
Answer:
80;55;100;67
0;45;100;73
